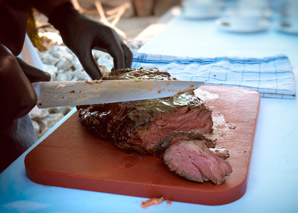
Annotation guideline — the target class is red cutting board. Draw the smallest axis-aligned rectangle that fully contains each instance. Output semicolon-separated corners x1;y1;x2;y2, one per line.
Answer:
25;85;260;205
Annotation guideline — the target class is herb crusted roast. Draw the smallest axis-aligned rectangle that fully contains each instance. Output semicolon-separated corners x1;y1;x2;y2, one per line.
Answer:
77;68;232;185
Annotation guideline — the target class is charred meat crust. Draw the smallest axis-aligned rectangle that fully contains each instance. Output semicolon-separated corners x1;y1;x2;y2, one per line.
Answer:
103;67;173;80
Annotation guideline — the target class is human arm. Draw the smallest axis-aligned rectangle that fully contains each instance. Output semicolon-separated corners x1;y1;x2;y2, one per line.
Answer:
0;43;50;128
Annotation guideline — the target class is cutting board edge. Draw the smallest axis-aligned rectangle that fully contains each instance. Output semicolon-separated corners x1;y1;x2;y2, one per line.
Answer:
25;155;248;206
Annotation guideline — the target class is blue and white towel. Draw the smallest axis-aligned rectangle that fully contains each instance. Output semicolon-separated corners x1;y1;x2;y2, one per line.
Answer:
132;52;296;99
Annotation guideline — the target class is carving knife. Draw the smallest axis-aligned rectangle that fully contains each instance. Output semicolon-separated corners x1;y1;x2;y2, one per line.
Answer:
32;80;204;108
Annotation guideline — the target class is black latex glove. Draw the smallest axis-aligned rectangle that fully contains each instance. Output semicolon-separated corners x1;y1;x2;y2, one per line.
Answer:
48;2;133;80
0;43;50;128
16;58;51;83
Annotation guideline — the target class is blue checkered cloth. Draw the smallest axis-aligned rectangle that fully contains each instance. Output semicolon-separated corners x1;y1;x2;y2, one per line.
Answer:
132;52;296;99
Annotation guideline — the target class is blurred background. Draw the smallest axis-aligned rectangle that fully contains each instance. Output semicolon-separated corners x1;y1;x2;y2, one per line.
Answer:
30;0;297;51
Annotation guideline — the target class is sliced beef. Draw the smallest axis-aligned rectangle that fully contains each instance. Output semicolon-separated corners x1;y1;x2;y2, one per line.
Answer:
78;68;213;154
78;91;213;154
163;138;232;185
77;67;232;185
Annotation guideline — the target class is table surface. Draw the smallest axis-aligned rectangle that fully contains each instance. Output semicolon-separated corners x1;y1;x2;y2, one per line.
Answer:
1;8;298;213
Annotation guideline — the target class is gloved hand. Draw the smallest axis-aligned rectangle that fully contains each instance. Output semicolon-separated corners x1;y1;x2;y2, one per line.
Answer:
16;57;51;83
48;2;133;80
0;43;50;128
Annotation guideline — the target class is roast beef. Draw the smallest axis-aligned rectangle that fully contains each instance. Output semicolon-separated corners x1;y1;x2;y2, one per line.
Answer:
77;67;232;184
78;68;213;154
163;137;232;185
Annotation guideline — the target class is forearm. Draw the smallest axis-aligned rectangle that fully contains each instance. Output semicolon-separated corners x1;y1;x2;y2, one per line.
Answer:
0;43;36;128
30;0;69;17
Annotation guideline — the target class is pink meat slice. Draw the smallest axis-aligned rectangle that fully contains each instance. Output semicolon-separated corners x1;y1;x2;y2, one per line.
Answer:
163;140;232;185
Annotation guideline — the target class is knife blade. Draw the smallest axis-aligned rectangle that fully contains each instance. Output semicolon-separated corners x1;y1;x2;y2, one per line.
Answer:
32;80;204;108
